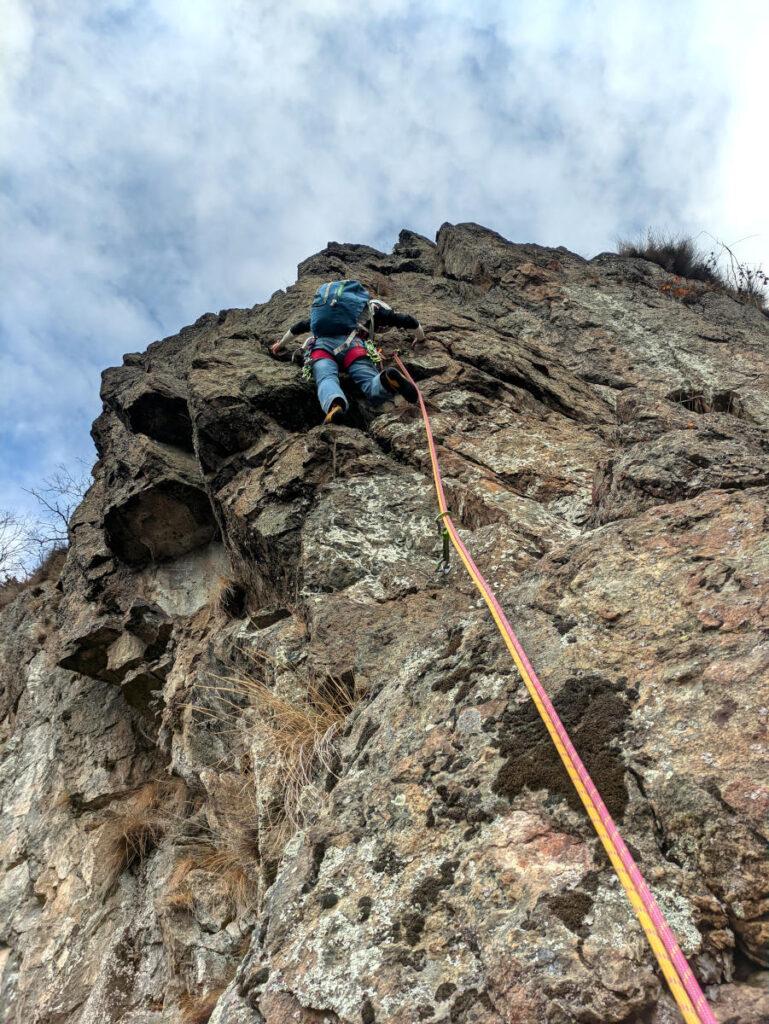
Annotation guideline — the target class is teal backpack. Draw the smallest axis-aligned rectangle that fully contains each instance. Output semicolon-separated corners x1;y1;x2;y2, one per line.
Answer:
301;280;386;381
309;280;370;338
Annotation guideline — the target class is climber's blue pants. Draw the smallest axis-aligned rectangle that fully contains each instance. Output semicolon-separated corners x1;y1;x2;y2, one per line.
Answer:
312;356;390;413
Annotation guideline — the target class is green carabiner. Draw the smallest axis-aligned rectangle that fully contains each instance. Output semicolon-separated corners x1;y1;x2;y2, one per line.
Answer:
435;511;451;575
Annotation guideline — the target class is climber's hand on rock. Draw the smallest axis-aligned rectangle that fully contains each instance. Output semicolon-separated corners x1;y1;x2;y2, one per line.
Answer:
270;342;293;362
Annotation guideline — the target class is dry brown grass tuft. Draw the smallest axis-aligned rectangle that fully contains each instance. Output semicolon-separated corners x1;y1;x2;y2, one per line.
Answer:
185;658;357;864
179;988;226;1024
212;575;246;619
155;771;263;913
178;650;359;904
200;849;254;912
239;673;351;762
206;670;355;830
100;779;188;886
199;773;261;911
160;854;198;912
162;886;196;913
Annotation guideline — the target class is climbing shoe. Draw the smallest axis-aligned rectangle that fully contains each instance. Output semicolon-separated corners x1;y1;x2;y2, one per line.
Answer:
324;399;347;425
381;367;418;404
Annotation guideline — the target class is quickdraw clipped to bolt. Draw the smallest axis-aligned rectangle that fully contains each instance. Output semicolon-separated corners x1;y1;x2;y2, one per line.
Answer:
435;511;451;575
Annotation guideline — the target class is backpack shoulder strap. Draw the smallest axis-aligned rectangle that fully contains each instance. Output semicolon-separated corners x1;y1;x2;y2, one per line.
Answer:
361;299;391;363
366;299;391;336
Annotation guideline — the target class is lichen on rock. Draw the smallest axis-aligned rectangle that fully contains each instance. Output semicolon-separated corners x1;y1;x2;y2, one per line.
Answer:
2;223;769;1023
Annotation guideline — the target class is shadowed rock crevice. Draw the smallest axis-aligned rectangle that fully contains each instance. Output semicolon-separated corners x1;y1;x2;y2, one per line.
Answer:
123;391;194;450
592;421;769;523
101;366;196;451
666;386;749;420
446;344;596;422
104;480;219;565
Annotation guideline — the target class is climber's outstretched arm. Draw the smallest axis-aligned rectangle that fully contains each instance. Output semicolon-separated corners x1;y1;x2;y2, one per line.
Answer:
271;318;311;355
371;307;425;344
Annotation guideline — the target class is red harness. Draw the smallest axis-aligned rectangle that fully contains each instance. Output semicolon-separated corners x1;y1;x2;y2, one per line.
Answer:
310;343;368;371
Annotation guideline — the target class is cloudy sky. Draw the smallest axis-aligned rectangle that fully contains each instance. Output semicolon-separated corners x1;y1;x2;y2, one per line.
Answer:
1;0;767;519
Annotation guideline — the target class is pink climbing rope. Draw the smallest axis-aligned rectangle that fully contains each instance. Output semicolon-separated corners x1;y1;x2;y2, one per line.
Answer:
394;352;717;1024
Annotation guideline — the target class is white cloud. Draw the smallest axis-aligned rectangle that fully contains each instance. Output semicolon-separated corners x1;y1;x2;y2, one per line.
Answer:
1;0;767;510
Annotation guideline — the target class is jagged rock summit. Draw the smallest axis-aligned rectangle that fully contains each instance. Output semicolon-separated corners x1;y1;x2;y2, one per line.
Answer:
2;223;768;1024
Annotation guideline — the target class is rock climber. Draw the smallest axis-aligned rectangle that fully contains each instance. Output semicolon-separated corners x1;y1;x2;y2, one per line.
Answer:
270;279;424;423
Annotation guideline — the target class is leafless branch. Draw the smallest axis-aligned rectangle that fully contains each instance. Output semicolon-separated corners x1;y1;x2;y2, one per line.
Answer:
0;511;34;583
24;461;90;548
702;233;769;310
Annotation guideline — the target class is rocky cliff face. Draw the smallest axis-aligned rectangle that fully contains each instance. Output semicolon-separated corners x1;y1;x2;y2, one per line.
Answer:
2;223;769;1024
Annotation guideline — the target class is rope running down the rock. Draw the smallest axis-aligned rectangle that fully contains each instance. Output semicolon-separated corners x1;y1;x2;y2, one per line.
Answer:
392;352;717;1024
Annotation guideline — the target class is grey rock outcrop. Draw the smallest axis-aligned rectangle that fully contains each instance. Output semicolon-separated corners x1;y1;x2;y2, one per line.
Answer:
2;224;768;1024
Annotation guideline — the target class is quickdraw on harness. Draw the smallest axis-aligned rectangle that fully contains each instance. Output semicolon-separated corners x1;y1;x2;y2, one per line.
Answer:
300;331;382;382
393;353;717;1024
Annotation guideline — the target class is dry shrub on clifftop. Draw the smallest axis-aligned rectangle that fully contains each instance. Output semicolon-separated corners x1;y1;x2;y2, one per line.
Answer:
0;510;33;589
619;231;720;283
619;230;769;313
0;544;67;610
26;545;67;586
0;577;24;611
0;504;67;609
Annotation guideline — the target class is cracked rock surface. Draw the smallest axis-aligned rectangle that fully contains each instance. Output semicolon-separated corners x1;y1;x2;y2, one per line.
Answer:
2;223;769;1023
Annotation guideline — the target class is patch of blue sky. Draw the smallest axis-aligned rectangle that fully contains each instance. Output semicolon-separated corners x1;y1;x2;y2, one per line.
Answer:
84;0;159;37
1;0;767;516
